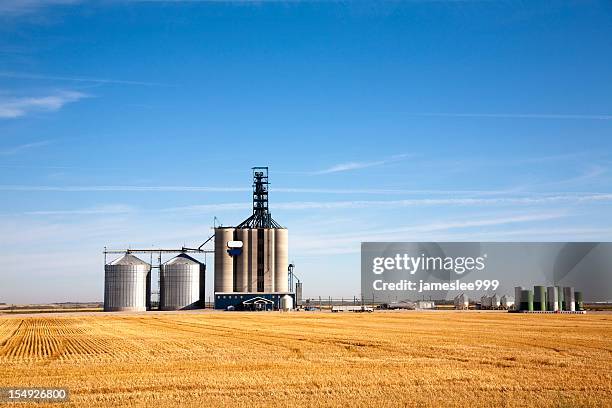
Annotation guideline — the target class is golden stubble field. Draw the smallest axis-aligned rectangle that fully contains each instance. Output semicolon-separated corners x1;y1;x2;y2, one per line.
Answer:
0;311;610;407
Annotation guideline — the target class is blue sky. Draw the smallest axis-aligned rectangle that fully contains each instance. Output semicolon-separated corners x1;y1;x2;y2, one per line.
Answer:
1;0;611;303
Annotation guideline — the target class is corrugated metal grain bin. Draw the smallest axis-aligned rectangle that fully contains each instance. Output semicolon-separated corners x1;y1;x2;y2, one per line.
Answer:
160;253;203;311
104;253;151;312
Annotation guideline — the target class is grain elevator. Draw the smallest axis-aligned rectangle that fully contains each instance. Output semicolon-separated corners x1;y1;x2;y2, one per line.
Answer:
214;167;294;310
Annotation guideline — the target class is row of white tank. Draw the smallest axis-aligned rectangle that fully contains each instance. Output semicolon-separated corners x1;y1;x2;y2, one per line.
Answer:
104;253;204;312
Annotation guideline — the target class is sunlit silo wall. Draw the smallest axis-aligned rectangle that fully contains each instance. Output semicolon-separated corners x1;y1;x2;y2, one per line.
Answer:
160;253;204;311
104;253;151;312
214;227;289;295
235;229;250;292
215;227;234;292
274;228;289;293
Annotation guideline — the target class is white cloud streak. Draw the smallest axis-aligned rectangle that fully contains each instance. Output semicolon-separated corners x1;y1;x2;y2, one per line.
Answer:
0;72;167;87
0;90;88;118
24;204;135;216
0;0;79;16
412;113;612;120
314;154;411;175
0;140;52;155
165;194;612;214
291;212;570;255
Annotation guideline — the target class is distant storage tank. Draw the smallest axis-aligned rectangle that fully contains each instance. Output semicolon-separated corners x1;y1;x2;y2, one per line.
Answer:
454;293;469;310
480;295;491;309
274;228;289;293
563;287;575;311
547;286;559;311
280;294;293;310
490;294;500;309
520;289;534;312
104;253;151;312
575;291;584;311
514;286;524;310
557;285;565;311
500;295;514;309
160;254;204;311
215;227;234;292
295;282;303;306
534;286;547;311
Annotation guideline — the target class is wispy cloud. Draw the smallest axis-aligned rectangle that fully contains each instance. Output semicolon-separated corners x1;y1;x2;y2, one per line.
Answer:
314;154;411;175
291;212;569;255
0;184;523;195
0;72;167;87
24;204;135;216
155;193;612;215
0;90;88;119
412;113;612;120
0;0;79;16
0;185;250;192
0;140;52;155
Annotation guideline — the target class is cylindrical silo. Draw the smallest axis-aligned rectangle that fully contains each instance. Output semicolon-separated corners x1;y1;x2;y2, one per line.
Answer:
514;286;524;311
264;228;275;292
547;286;559;312
557;285;564;311
575;291;583;311
160;253;202;310
520;290;533;312
214;227;234;292
490;294;500;309
104;253;150;312
563;287;575;311
534;286;546;311
249;228;258;292
280;294;293;310
274;228;289;293
234;228;250;292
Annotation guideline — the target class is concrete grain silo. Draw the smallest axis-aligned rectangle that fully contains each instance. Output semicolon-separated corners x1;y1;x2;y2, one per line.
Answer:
160;253;204;310
214;227;234;293
213;167;294;310
274;228;289;293
104;253;151;312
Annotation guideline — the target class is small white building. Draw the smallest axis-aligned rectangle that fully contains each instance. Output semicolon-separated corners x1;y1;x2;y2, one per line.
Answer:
415;300;435;310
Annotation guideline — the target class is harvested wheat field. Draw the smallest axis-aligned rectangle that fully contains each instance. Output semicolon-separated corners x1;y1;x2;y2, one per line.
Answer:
0;311;610;407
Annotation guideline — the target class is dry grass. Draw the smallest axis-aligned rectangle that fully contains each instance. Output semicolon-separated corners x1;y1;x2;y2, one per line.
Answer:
0;311;610;407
